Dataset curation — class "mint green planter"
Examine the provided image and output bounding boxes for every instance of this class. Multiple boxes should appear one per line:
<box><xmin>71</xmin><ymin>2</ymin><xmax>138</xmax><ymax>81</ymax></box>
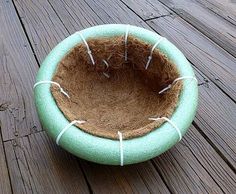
<box><xmin>34</xmin><ymin>24</ymin><xmax>198</xmax><ymax>165</ymax></box>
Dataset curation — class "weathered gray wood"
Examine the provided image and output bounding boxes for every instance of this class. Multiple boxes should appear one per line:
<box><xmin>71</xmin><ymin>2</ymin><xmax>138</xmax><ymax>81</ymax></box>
<box><xmin>4</xmin><ymin>132</ymin><xmax>90</xmax><ymax>194</ymax></box>
<box><xmin>182</xmin><ymin>125</ymin><xmax>236</xmax><ymax>193</ymax></box>
<box><xmin>0</xmin><ymin>0</ymin><xmax>42</xmax><ymax>141</ymax></box>
<box><xmin>196</xmin><ymin>0</ymin><xmax>236</xmax><ymax>26</ymax></box>
<box><xmin>122</xmin><ymin>0</ymin><xmax>236</xmax><ymax>101</ymax></box>
<box><xmin>5</xmin><ymin>140</ymin><xmax>32</xmax><ymax>194</ymax></box>
<box><xmin>121</xmin><ymin>0</ymin><xmax>171</xmax><ymax>20</ymax></box>
<box><xmin>150</xmin><ymin>70</ymin><xmax>236</xmax><ymax>193</ymax></box>
<box><xmin>13</xmin><ymin>0</ymin><xmax>69</xmax><ymax>64</ymax></box>
<box><xmin>158</xmin><ymin>0</ymin><xmax>236</xmax><ymax>57</ymax></box>
<box><xmin>153</xmin><ymin>128</ymin><xmax>225</xmax><ymax>194</ymax></box>
<box><xmin>76</xmin><ymin>0</ymin><xmax>147</xmax><ymax>26</ymax></box>
<box><xmin>1</xmin><ymin>1</ymin><xmax>91</xmax><ymax>192</ymax></box>
<box><xmin>147</xmin><ymin>16</ymin><xmax>236</xmax><ymax>168</ymax></box>
<box><xmin>147</xmin><ymin>15</ymin><xmax>236</xmax><ymax>100</ymax></box>
<box><xmin>5</xmin><ymin>131</ymin><xmax>171</xmax><ymax>194</ymax></box>
<box><xmin>14</xmin><ymin>0</ymin><xmax>148</xmax><ymax>64</ymax></box>
<box><xmin>153</xmin><ymin>123</ymin><xmax>236</xmax><ymax>193</ymax></box>
<box><xmin>80</xmin><ymin>161</ymin><xmax>171</xmax><ymax>194</ymax></box>
<box><xmin>194</xmin><ymin>67</ymin><xmax>236</xmax><ymax>168</ymax></box>
<box><xmin>0</xmin><ymin>133</ymin><xmax>12</xmax><ymax>194</ymax></box>
<box><xmin>118</xmin><ymin>3</ymin><xmax>236</xmax><ymax>167</ymax></box>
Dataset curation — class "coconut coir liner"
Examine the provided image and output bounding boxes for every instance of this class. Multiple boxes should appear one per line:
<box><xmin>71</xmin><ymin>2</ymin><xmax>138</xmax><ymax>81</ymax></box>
<box><xmin>51</xmin><ymin>35</ymin><xmax>182</xmax><ymax>140</ymax></box>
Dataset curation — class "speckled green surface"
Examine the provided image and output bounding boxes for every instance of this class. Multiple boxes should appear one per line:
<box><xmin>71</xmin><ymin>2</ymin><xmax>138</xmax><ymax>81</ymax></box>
<box><xmin>34</xmin><ymin>24</ymin><xmax>198</xmax><ymax>165</ymax></box>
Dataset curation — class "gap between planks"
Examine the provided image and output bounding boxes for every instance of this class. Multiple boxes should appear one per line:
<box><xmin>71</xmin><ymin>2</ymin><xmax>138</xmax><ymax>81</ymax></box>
<box><xmin>120</xmin><ymin>0</ymin><xmax>236</xmax><ymax>102</ymax></box>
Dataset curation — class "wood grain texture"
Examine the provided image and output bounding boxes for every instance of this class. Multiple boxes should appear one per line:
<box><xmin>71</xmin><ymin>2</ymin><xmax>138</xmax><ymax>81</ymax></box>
<box><xmin>150</xmin><ymin>70</ymin><xmax>236</xmax><ymax>193</ymax></box>
<box><xmin>1</xmin><ymin>1</ymin><xmax>90</xmax><ymax>192</ymax></box>
<box><xmin>195</xmin><ymin>63</ymin><xmax>236</xmax><ymax>166</ymax></box>
<box><xmin>147</xmin><ymin>17</ymin><xmax>236</xmax><ymax>167</ymax></box>
<box><xmin>159</xmin><ymin>128</ymin><xmax>236</xmax><ymax>194</ymax></box>
<box><xmin>158</xmin><ymin>0</ymin><xmax>236</xmax><ymax>57</ymax></box>
<box><xmin>13</xmin><ymin>0</ymin><xmax>69</xmax><ymax>64</ymax></box>
<box><xmin>123</xmin><ymin>0</ymin><xmax>236</xmax><ymax>101</ymax></box>
<box><xmin>5</xmin><ymin>129</ymin><xmax>236</xmax><ymax>194</ymax></box>
<box><xmin>194</xmin><ymin>68</ymin><xmax>236</xmax><ymax>168</ymax></box>
<box><xmin>4</xmin><ymin>131</ymin><xmax>171</xmax><ymax>194</ymax></box>
<box><xmin>4</xmin><ymin>132</ymin><xmax>90</xmax><ymax>194</ymax></box>
<box><xmin>13</xmin><ymin>0</ymin><xmax>149</xmax><ymax>64</ymax></box>
<box><xmin>74</xmin><ymin>0</ymin><xmax>147</xmax><ymax>26</ymax></box>
<box><xmin>80</xmin><ymin>161</ymin><xmax>171</xmax><ymax>194</ymax></box>
<box><xmin>153</xmin><ymin>127</ymin><xmax>224</xmax><ymax>194</ymax></box>
<box><xmin>0</xmin><ymin>0</ymin><xmax>41</xmax><ymax>141</ymax></box>
<box><xmin>121</xmin><ymin>0</ymin><xmax>171</xmax><ymax>20</ymax></box>
<box><xmin>0</xmin><ymin>133</ymin><xmax>12</xmax><ymax>194</ymax></box>
<box><xmin>196</xmin><ymin>0</ymin><xmax>236</xmax><ymax>26</ymax></box>
<box><xmin>118</xmin><ymin>2</ymin><xmax>236</xmax><ymax>168</ymax></box>
<box><xmin>182</xmin><ymin>125</ymin><xmax>236</xmax><ymax>193</ymax></box>
<box><xmin>147</xmin><ymin>15</ymin><xmax>236</xmax><ymax>100</ymax></box>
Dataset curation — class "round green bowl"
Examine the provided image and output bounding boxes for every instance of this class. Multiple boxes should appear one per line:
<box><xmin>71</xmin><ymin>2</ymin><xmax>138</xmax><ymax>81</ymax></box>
<box><xmin>34</xmin><ymin>24</ymin><xmax>198</xmax><ymax>165</ymax></box>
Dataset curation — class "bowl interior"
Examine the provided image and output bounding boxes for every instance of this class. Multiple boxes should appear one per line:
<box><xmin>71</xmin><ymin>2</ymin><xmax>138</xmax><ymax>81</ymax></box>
<box><xmin>51</xmin><ymin>35</ymin><xmax>182</xmax><ymax>139</ymax></box>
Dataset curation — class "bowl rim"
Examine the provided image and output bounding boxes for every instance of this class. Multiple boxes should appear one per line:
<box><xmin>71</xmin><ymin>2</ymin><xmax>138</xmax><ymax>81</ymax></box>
<box><xmin>34</xmin><ymin>24</ymin><xmax>198</xmax><ymax>165</ymax></box>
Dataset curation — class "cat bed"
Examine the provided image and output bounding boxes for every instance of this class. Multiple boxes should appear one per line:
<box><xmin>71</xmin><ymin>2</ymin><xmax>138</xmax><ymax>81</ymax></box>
<box><xmin>34</xmin><ymin>24</ymin><xmax>198</xmax><ymax>165</ymax></box>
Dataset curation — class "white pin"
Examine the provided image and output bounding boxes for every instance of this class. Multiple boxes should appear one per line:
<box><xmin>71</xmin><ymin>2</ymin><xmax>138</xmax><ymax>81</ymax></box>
<box><xmin>145</xmin><ymin>37</ymin><xmax>164</xmax><ymax>70</ymax></box>
<box><xmin>102</xmin><ymin>59</ymin><xmax>110</xmax><ymax>78</ymax></box>
<box><xmin>149</xmin><ymin>117</ymin><xmax>182</xmax><ymax>141</ymax></box>
<box><xmin>118</xmin><ymin>131</ymin><xmax>124</xmax><ymax>166</ymax></box>
<box><xmin>33</xmin><ymin>81</ymin><xmax>70</xmax><ymax>98</ymax></box>
<box><xmin>124</xmin><ymin>25</ymin><xmax>130</xmax><ymax>61</ymax></box>
<box><xmin>159</xmin><ymin>76</ymin><xmax>198</xmax><ymax>94</ymax></box>
<box><xmin>103</xmin><ymin>72</ymin><xmax>110</xmax><ymax>78</ymax></box>
<box><xmin>102</xmin><ymin>59</ymin><xmax>109</xmax><ymax>69</ymax></box>
<box><xmin>77</xmin><ymin>32</ymin><xmax>95</xmax><ymax>65</ymax></box>
<box><xmin>56</xmin><ymin>120</ymin><xmax>86</xmax><ymax>145</ymax></box>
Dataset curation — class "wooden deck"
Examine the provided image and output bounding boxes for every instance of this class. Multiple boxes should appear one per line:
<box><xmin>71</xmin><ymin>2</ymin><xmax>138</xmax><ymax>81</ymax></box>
<box><xmin>0</xmin><ymin>0</ymin><xmax>236</xmax><ymax>193</ymax></box>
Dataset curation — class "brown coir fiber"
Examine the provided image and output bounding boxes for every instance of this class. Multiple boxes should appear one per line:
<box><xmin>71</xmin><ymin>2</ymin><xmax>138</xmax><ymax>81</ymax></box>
<box><xmin>51</xmin><ymin>35</ymin><xmax>182</xmax><ymax>140</ymax></box>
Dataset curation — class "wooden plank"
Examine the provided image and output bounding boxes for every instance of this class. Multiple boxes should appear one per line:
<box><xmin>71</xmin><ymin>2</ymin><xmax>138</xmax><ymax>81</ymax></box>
<box><xmin>146</xmin><ymin>15</ymin><xmax>236</xmax><ymax>100</ymax></box>
<box><xmin>4</xmin><ymin>132</ymin><xmax>170</xmax><ymax>194</ymax></box>
<box><xmin>150</xmin><ymin>69</ymin><xmax>236</xmax><ymax>193</ymax></box>
<box><xmin>122</xmin><ymin>0</ymin><xmax>236</xmax><ymax>101</ymax></box>
<box><xmin>1</xmin><ymin>1</ymin><xmax>90</xmax><ymax>192</ymax></box>
<box><xmin>4</xmin><ymin>132</ymin><xmax>90</xmax><ymax>194</ymax></box>
<box><xmin>181</xmin><ymin>126</ymin><xmax>236</xmax><ymax>193</ymax></box>
<box><xmin>13</xmin><ymin>0</ymin><xmax>69</xmax><ymax>64</ymax></box>
<box><xmin>196</xmin><ymin>0</ymin><xmax>236</xmax><ymax>26</ymax></box>
<box><xmin>13</xmin><ymin>0</ymin><xmax>148</xmax><ymax>64</ymax></box>
<box><xmin>5</xmin><ymin>140</ymin><xmax>31</xmax><ymax>194</ymax></box>
<box><xmin>80</xmin><ymin>161</ymin><xmax>170</xmax><ymax>194</ymax></box>
<box><xmin>80</xmin><ymin>125</ymin><xmax>236</xmax><ymax>193</ymax></box>
<box><xmin>0</xmin><ymin>0</ymin><xmax>42</xmax><ymax>141</ymax></box>
<box><xmin>77</xmin><ymin>0</ymin><xmax>147</xmax><ymax>27</ymax></box>
<box><xmin>5</xmin><ymin>129</ymin><xmax>234</xmax><ymax>194</ymax></box>
<box><xmin>194</xmin><ymin>67</ymin><xmax>236</xmax><ymax>168</ymax></box>
<box><xmin>147</xmin><ymin>16</ymin><xmax>236</xmax><ymax>168</ymax></box>
<box><xmin>0</xmin><ymin>133</ymin><xmax>12</xmax><ymax>194</ymax></box>
<box><xmin>121</xmin><ymin>0</ymin><xmax>171</xmax><ymax>20</ymax></box>
<box><xmin>153</xmin><ymin>126</ymin><xmax>236</xmax><ymax>194</ymax></box>
<box><xmin>158</xmin><ymin>0</ymin><xmax>236</xmax><ymax>57</ymax></box>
